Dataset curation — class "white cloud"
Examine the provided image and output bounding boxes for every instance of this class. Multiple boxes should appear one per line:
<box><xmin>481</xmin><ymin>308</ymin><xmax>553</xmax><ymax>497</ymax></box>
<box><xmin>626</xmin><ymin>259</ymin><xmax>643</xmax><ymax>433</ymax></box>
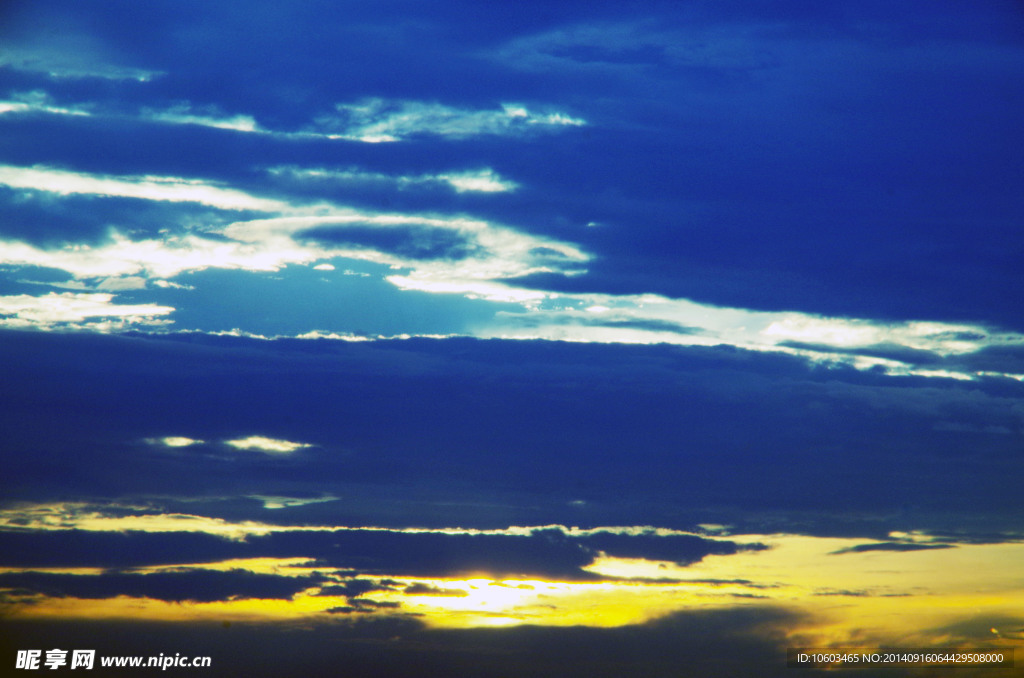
<box><xmin>0</xmin><ymin>163</ymin><xmax>584</xmax><ymax>300</ymax></box>
<box><xmin>761</xmin><ymin>317</ymin><xmax>1003</xmax><ymax>356</ymax></box>
<box><xmin>0</xmin><ymin>232</ymin><xmax>312</xmax><ymax>280</ymax></box>
<box><xmin>249</xmin><ymin>495</ymin><xmax>339</xmax><ymax>510</ymax></box>
<box><xmin>0</xmin><ymin>292</ymin><xmax>173</xmax><ymax>330</ymax></box>
<box><xmin>0</xmin><ymin>502</ymin><xmax>308</xmax><ymax>540</ymax></box>
<box><xmin>141</xmin><ymin>103</ymin><xmax>260</xmax><ymax>133</ymax></box>
<box><xmin>0</xmin><ymin>91</ymin><xmax>91</xmax><ymax>117</ymax></box>
<box><xmin>386</xmin><ymin>276</ymin><xmax>550</xmax><ymax>304</ymax></box>
<box><xmin>294</xmin><ymin>331</ymin><xmax>374</xmax><ymax>342</ymax></box>
<box><xmin>0</xmin><ymin>87</ymin><xmax>268</xmax><ymax>135</ymax></box>
<box><xmin>220</xmin><ymin>212</ymin><xmax>588</xmax><ymax>284</ymax></box>
<box><xmin>313</xmin><ymin>98</ymin><xmax>584</xmax><ymax>142</ymax></box>
<box><xmin>146</xmin><ymin>436</ymin><xmax>204</xmax><ymax>448</ymax></box>
<box><xmin>475</xmin><ymin>291</ymin><xmax>1024</xmax><ymax>380</ymax></box>
<box><xmin>224</xmin><ymin>436</ymin><xmax>313</xmax><ymax>454</ymax></box>
<box><xmin>269</xmin><ymin>165</ymin><xmax>518</xmax><ymax>193</ymax></box>
<box><xmin>0</xmin><ymin>501</ymin><xmax>711</xmax><ymax>541</ymax></box>
<box><xmin>295</xmin><ymin>330</ymin><xmax>374</xmax><ymax>341</ymax></box>
<box><xmin>152</xmin><ymin>279</ymin><xmax>194</xmax><ymax>290</ymax></box>
<box><xmin>3</xmin><ymin>168</ymin><xmax>1015</xmax><ymax>381</ymax></box>
<box><xmin>0</xmin><ymin>165</ymin><xmax>289</xmax><ymax>211</ymax></box>
<box><xmin>0</xmin><ymin>212</ymin><xmax>587</xmax><ymax>325</ymax></box>
<box><xmin>436</xmin><ymin>169</ymin><xmax>517</xmax><ymax>193</ymax></box>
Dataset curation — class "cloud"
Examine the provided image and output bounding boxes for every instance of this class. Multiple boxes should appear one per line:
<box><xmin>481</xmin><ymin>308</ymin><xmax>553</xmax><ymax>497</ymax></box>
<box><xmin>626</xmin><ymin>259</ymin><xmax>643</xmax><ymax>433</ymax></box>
<box><xmin>436</xmin><ymin>169</ymin><xmax>518</xmax><ymax>193</ymax></box>
<box><xmin>212</xmin><ymin>212</ymin><xmax>588</xmax><ymax>303</ymax></box>
<box><xmin>0</xmin><ymin>607</ymin><xmax>811</xmax><ymax>677</ymax></box>
<box><xmin>0</xmin><ymin>568</ymin><xmax>323</xmax><ymax>603</ymax></box>
<box><xmin>0</xmin><ymin>45</ymin><xmax>159</xmax><ymax>82</ymax></box>
<box><xmin>3</xmin><ymin>330</ymin><xmax>1023</xmax><ymax>533</ymax></box>
<box><xmin>0</xmin><ymin>91</ymin><xmax>91</xmax><ymax>118</ymax></box>
<box><xmin>579</xmin><ymin>531</ymin><xmax>766</xmax><ymax>565</ymax></box>
<box><xmin>315</xmin><ymin>579</ymin><xmax>398</xmax><ymax>599</ymax></box>
<box><xmin>830</xmin><ymin>542</ymin><xmax>957</xmax><ymax>555</ymax></box>
<box><xmin>0</xmin><ymin>165</ymin><xmax>288</xmax><ymax>212</ymax></box>
<box><xmin>385</xmin><ymin>276</ymin><xmax>552</xmax><ymax>304</ymax></box>
<box><xmin>296</xmin><ymin>223</ymin><xmax>480</xmax><ymax>261</ymax></box>
<box><xmin>140</xmin><ymin>103</ymin><xmax>260</xmax><ymax>133</ymax></box>
<box><xmin>0</xmin><ymin>168</ymin><xmax>592</xmax><ymax>333</ymax></box>
<box><xmin>269</xmin><ymin>166</ymin><xmax>518</xmax><ymax>194</ymax></box>
<box><xmin>0</xmin><ymin>292</ymin><xmax>173</xmax><ymax>330</ymax></box>
<box><xmin>311</xmin><ymin>99</ymin><xmax>585</xmax><ymax>142</ymax></box>
<box><xmin>0</xmin><ymin>530</ymin><xmax>243</xmax><ymax>568</ymax></box>
<box><xmin>761</xmin><ymin>318</ymin><xmax>1006</xmax><ymax>357</ymax></box>
<box><xmin>11</xmin><ymin>91</ymin><xmax>257</xmax><ymax>136</ymax></box>
<box><xmin>403</xmin><ymin>583</ymin><xmax>469</xmax><ymax>597</ymax></box>
<box><xmin>2</xmin><ymin>148</ymin><xmax>1018</xmax><ymax>379</ymax></box>
<box><xmin>0</xmin><ymin>86</ymin><xmax>579</xmax><ymax>151</ymax></box>
<box><xmin>250</xmin><ymin>495</ymin><xmax>338</xmax><ymax>510</ymax></box>
<box><xmin>223</xmin><ymin>436</ymin><xmax>313</xmax><ymax>454</ymax></box>
<box><xmin>325</xmin><ymin>598</ymin><xmax>402</xmax><ymax>614</ymax></box>
<box><xmin>0</xmin><ymin>504</ymin><xmax>762</xmax><ymax>583</ymax></box>
<box><xmin>147</xmin><ymin>436</ymin><xmax>204</xmax><ymax>448</ymax></box>
<box><xmin>0</xmin><ymin>2</ymin><xmax>1019</xmax><ymax>674</ymax></box>
<box><xmin>247</xmin><ymin>530</ymin><xmax>601</xmax><ymax>581</ymax></box>
<box><xmin>95</xmin><ymin>276</ymin><xmax>148</xmax><ymax>291</ymax></box>
<box><xmin>0</xmin><ymin>230</ymin><xmax>312</xmax><ymax>281</ymax></box>
<box><xmin>17</xmin><ymin>606</ymin><xmax>1007</xmax><ymax>676</ymax></box>
<box><xmin>2</xmin><ymin>0</ymin><xmax>1021</xmax><ymax>347</ymax></box>
<box><xmin>483</xmin><ymin>292</ymin><xmax>1024</xmax><ymax>379</ymax></box>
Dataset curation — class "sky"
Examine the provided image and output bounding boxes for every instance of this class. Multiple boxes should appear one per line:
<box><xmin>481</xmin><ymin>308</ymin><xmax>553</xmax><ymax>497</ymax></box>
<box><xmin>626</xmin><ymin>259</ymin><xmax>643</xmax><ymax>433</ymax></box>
<box><xmin>1</xmin><ymin>1</ymin><xmax>1024</xmax><ymax>675</ymax></box>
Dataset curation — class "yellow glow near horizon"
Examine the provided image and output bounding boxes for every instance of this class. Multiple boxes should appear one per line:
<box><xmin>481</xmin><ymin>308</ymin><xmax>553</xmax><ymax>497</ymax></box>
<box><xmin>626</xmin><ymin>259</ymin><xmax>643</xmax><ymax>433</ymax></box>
<box><xmin>3</xmin><ymin>521</ymin><xmax>1022</xmax><ymax>649</ymax></box>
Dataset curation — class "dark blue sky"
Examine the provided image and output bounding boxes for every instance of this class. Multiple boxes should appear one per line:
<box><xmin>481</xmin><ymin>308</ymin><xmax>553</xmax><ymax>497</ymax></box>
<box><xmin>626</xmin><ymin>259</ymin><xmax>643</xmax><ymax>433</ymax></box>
<box><xmin>2</xmin><ymin>2</ymin><xmax>1024</xmax><ymax>675</ymax></box>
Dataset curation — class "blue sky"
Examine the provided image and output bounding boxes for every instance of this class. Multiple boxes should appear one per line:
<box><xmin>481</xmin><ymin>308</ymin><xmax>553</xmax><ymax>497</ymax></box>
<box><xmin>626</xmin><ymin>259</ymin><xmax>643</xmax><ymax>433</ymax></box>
<box><xmin>2</xmin><ymin>2</ymin><xmax>1024</xmax><ymax>675</ymax></box>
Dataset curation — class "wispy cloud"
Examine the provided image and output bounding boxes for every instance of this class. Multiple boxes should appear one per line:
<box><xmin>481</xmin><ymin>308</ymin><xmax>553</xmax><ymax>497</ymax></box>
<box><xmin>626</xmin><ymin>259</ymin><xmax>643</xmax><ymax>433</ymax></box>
<box><xmin>0</xmin><ymin>88</ymin><xmax>268</xmax><ymax>135</ymax></box>
<box><xmin>0</xmin><ymin>231</ymin><xmax>310</xmax><ymax>280</ymax></box>
<box><xmin>0</xmin><ymin>46</ymin><xmax>160</xmax><ymax>81</ymax></box>
<box><xmin>140</xmin><ymin>103</ymin><xmax>260</xmax><ymax>132</ymax></box>
<box><xmin>311</xmin><ymin>99</ymin><xmax>584</xmax><ymax>142</ymax></box>
<box><xmin>436</xmin><ymin>169</ymin><xmax>518</xmax><ymax>193</ymax></box>
<box><xmin>0</xmin><ymin>165</ymin><xmax>289</xmax><ymax>212</ymax></box>
<box><xmin>5</xmin><ymin>210</ymin><xmax>1021</xmax><ymax>377</ymax></box>
<box><xmin>270</xmin><ymin>166</ymin><xmax>518</xmax><ymax>193</ymax></box>
<box><xmin>0</xmin><ymin>163</ymin><xmax>588</xmax><ymax>333</ymax></box>
<box><xmin>0</xmin><ymin>166</ymin><xmax>582</xmax><ymax>285</ymax></box>
<box><xmin>479</xmin><ymin>292</ymin><xmax>1024</xmax><ymax>379</ymax></box>
<box><xmin>0</xmin><ymin>91</ymin><xmax>91</xmax><ymax>117</ymax></box>
<box><xmin>250</xmin><ymin>495</ymin><xmax>339</xmax><ymax>510</ymax></box>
